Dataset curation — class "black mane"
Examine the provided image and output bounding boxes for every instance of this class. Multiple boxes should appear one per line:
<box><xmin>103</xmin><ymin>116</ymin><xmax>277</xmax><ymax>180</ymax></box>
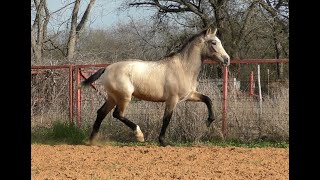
<box><xmin>166</xmin><ymin>28</ymin><xmax>209</xmax><ymax>57</ymax></box>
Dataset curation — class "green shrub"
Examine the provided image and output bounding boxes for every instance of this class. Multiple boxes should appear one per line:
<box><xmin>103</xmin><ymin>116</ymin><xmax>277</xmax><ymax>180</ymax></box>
<box><xmin>31</xmin><ymin>121</ymin><xmax>90</xmax><ymax>144</ymax></box>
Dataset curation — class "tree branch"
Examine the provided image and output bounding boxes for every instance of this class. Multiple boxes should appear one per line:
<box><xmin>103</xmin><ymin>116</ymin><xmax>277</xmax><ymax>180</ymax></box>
<box><xmin>257</xmin><ymin>0</ymin><xmax>288</xmax><ymax>34</ymax></box>
<box><xmin>44</xmin><ymin>39</ymin><xmax>67</xmax><ymax>57</ymax></box>
<box><xmin>130</xmin><ymin>1</ymin><xmax>190</xmax><ymax>13</ymax></box>
<box><xmin>43</xmin><ymin>0</ymin><xmax>50</xmax><ymax>43</ymax></box>
<box><xmin>129</xmin><ymin>16</ymin><xmax>160</xmax><ymax>49</ymax></box>
<box><xmin>130</xmin><ymin>0</ymin><xmax>209</xmax><ymax>26</ymax></box>
<box><xmin>67</xmin><ymin>0</ymin><xmax>81</xmax><ymax>59</ymax></box>
<box><xmin>76</xmin><ymin>0</ymin><xmax>96</xmax><ymax>33</ymax></box>
<box><xmin>129</xmin><ymin>2</ymin><xmax>157</xmax><ymax>7</ymax></box>
<box><xmin>32</xmin><ymin>0</ymin><xmax>44</xmax><ymax>34</ymax></box>
<box><xmin>51</xmin><ymin>1</ymin><xmax>76</xmax><ymax>15</ymax></box>
<box><xmin>275</xmin><ymin>0</ymin><xmax>284</xmax><ymax>9</ymax></box>
<box><xmin>179</xmin><ymin>0</ymin><xmax>209</xmax><ymax>24</ymax></box>
<box><xmin>236</xmin><ymin>1</ymin><xmax>258</xmax><ymax>44</ymax></box>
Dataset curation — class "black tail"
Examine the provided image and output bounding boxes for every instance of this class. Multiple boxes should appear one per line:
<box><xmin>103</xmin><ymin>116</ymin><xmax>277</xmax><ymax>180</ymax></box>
<box><xmin>79</xmin><ymin>68</ymin><xmax>105</xmax><ymax>88</ymax></box>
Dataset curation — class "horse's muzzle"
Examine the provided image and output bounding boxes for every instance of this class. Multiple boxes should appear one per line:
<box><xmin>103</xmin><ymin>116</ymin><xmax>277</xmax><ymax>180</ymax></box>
<box><xmin>222</xmin><ymin>55</ymin><xmax>230</xmax><ymax>66</ymax></box>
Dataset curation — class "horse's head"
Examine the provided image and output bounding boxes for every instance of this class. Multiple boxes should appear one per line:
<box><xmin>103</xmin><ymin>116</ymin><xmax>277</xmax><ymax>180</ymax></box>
<box><xmin>201</xmin><ymin>28</ymin><xmax>230</xmax><ymax>66</ymax></box>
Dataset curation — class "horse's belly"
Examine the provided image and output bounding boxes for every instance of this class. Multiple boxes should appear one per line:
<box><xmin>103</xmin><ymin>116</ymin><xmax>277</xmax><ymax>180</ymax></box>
<box><xmin>132</xmin><ymin>84</ymin><xmax>166</xmax><ymax>102</ymax></box>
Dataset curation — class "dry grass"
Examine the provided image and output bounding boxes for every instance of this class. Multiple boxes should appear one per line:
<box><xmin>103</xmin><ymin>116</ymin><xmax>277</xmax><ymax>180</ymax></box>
<box><xmin>31</xmin><ymin>68</ymin><xmax>70</xmax><ymax>129</ymax></box>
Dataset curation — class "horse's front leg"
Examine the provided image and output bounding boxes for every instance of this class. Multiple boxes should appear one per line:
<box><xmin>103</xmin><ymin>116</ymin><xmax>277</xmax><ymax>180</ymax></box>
<box><xmin>186</xmin><ymin>91</ymin><xmax>215</xmax><ymax>127</ymax></box>
<box><xmin>159</xmin><ymin>96</ymin><xmax>179</xmax><ymax>147</ymax></box>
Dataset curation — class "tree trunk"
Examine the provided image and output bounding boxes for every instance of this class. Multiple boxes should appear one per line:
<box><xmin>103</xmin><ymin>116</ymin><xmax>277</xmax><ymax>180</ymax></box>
<box><xmin>275</xmin><ymin>42</ymin><xmax>284</xmax><ymax>80</ymax></box>
<box><xmin>31</xmin><ymin>29</ymin><xmax>42</xmax><ymax>64</ymax></box>
<box><xmin>272</xmin><ymin>24</ymin><xmax>283</xmax><ymax>80</ymax></box>
<box><xmin>210</xmin><ymin>0</ymin><xmax>227</xmax><ymax>78</ymax></box>
<box><xmin>67</xmin><ymin>0</ymin><xmax>96</xmax><ymax>60</ymax></box>
<box><xmin>31</xmin><ymin>0</ymin><xmax>48</xmax><ymax>64</ymax></box>
<box><xmin>67</xmin><ymin>0</ymin><xmax>81</xmax><ymax>60</ymax></box>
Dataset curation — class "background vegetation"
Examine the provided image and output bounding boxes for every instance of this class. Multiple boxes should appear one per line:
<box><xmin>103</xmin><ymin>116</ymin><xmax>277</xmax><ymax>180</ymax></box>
<box><xmin>31</xmin><ymin>0</ymin><xmax>289</xmax><ymax>144</ymax></box>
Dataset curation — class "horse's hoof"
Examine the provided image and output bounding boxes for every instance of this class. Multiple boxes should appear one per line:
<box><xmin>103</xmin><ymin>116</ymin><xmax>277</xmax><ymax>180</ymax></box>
<box><xmin>206</xmin><ymin>118</ymin><xmax>215</xmax><ymax>127</ymax></box>
<box><xmin>86</xmin><ymin>139</ymin><xmax>104</xmax><ymax>147</ymax></box>
<box><xmin>160</xmin><ymin>142</ymin><xmax>173</xmax><ymax>147</ymax></box>
<box><xmin>159</xmin><ymin>138</ymin><xmax>173</xmax><ymax>147</ymax></box>
<box><xmin>160</xmin><ymin>141</ymin><xmax>167</xmax><ymax>147</ymax></box>
<box><xmin>85</xmin><ymin>139</ymin><xmax>96</xmax><ymax>146</ymax></box>
<box><xmin>159</xmin><ymin>137</ymin><xmax>167</xmax><ymax>147</ymax></box>
<box><xmin>84</xmin><ymin>141</ymin><xmax>91</xmax><ymax>146</ymax></box>
<box><xmin>136</xmin><ymin>134</ymin><xmax>145</xmax><ymax>142</ymax></box>
<box><xmin>134</xmin><ymin>125</ymin><xmax>145</xmax><ymax>142</ymax></box>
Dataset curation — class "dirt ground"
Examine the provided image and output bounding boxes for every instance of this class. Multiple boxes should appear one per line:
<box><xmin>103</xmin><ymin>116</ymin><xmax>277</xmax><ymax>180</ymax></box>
<box><xmin>31</xmin><ymin>144</ymin><xmax>288</xmax><ymax>179</ymax></box>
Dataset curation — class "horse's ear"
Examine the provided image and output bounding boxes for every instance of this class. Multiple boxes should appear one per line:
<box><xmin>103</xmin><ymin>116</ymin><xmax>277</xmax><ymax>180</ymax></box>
<box><xmin>205</xmin><ymin>28</ymin><xmax>212</xmax><ymax>36</ymax></box>
<box><xmin>212</xmin><ymin>28</ymin><xmax>217</xmax><ymax>36</ymax></box>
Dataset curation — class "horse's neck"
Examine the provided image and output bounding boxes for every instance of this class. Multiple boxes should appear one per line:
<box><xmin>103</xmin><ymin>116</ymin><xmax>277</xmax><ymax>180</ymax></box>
<box><xmin>179</xmin><ymin>45</ymin><xmax>203</xmax><ymax>80</ymax></box>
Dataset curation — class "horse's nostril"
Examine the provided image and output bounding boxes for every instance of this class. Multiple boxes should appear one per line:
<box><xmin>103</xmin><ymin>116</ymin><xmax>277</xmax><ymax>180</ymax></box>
<box><xmin>223</xmin><ymin>56</ymin><xmax>230</xmax><ymax>66</ymax></box>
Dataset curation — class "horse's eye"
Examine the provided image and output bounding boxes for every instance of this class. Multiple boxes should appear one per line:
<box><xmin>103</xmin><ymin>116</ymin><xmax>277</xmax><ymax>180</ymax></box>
<box><xmin>211</xmin><ymin>41</ymin><xmax>216</xmax><ymax>45</ymax></box>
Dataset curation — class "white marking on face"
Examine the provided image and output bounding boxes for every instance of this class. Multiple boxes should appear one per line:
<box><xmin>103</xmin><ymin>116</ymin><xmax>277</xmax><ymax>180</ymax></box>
<box><xmin>213</xmin><ymin>36</ymin><xmax>221</xmax><ymax>43</ymax></box>
<box><xmin>212</xmin><ymin>36</ymin><xmax>228</xmax><ymax>57</ymax></box>
<box><xmin>204</xmin><ymin>33</ymin><xmax>230</xmax><ymax>65</ymax></box>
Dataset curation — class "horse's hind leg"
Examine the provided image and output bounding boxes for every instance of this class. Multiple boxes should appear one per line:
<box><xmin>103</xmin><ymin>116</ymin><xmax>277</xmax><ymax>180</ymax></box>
<box><xmin>89</xmin><ymin>99</ymin><xmax>115</xmax><ymax>145</ymax></box>
<box><xmin>112</xmin><ymin>100</ymin><xmax>144</xmax><ymax>142</ymax></box>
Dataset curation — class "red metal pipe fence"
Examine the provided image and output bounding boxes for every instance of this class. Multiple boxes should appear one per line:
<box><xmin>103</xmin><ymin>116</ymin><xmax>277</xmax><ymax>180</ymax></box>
<box><xmin>74</xmin><ymin>64</ymin><xmax>110</xmax><ymax>125</ymax></box>
<box><xmin>222</xmin><ymin>66</ymin><xmax>228</xmax><ymax>138</ymax></box>
<box><xmin>68</xmin><ymin>65</ymin><xmax>73</xmax><ymax>121</ymax></box>
<box><xmin>75</xmin><ymin>67</ymin><xmax>81</xmax><ymax>126</ymax></box>
<box><xmin>31</xmin><ymin>59</ymin><xmax>289</xmax><ymax>138</ymax></box>
<box><xmin>249</xmin><ymin>71</ymin><xmax>254</xmax><ymax>97</ymax></box>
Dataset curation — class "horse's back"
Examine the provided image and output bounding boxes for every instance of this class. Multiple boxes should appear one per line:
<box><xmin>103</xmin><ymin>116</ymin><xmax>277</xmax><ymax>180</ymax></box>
<box><xmin>102</xmin><ymin>59</ymin><xmax>168</xmax><ymax>101</ymax></box>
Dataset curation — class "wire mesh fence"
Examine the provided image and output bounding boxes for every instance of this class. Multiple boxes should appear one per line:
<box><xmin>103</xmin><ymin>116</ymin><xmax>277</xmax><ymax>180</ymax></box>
<box><xmin>31</xmin><ymin>67</ymin><xmax>71</xmax><ymax>129</ymax></box>
<box><xmin>31</xmin><ymin>60</ymin><xmax>288</xmax><ymax>142</ymax></box>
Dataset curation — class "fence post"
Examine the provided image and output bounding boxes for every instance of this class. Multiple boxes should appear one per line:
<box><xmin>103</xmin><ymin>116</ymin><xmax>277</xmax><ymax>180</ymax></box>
<box><xmin>257</xmin><ymin>65</ymin><xmax>263</xmax><ymax>116</ymax></box>
<box><xmin>222</xmin><ymin>66</ymin><xmax>228</xmax><ymax>138</ymax></box>
<box><xmin>249</xmin><ymin>71</ymin><xmax>254</xmax><ymax>96</ymax></box>
<box><xmin>267</xmin><ymin>69</ymin><xmax>270</xmax><ymax>96</ymax></box>
<box><xmin>75</xmin><ymin>67</ymin><xmax>82</xmax><ymax>127</ymax></box>
<box><xmin>69</xmin><ymin>65</ymin><xmax>73</xmax><ymax>123</ymax></box>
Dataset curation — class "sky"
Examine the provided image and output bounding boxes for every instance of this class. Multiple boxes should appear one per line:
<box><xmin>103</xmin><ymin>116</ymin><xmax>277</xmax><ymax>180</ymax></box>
<box><xmin>46</xmin><ymin>0</ymin><xmax>155</xmax><ymax>30</ymax></box>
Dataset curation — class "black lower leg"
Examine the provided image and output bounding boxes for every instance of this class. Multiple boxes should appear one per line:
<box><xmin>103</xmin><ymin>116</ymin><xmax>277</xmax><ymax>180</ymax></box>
<box><xmin>89</xmin><ymin>102</ymin><xmax>108</xmax><ymax>140</ymax></box>
<box><xmin>112</xmin><ymin>106</ymin><xmax>137</xmax><ymax>130</ymax></box>
<box><xmin>200</xmin><ymin>95</ymin><xmax>215</xmax><ymax>126</ymax></box>
<box><xmin>159</xmin><ymin>111</ymin><xmax>173</xmax><ymax>147</ymax></box>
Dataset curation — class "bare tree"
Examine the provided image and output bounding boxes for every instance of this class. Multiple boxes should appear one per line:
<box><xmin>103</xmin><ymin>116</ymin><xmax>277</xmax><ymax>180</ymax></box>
<box><xmin>257</xmin><ymin>0</ymin><xmax>288</xmax><ymax>34</ymax></box>
<box><xmin>31</xmin><ymin>0</ymin><xmax>50</xmax><ymax>64</ymax></box>
<box><xmin>32</xmin><ymin>0</ymin><xmax>288</xmax><ymax>75</ymax></box>
<box><xmin>225</xmin><ymin>0</ymin><xmax>259</xmax><ymax>59</ymax></box>
<box><xmin>124</xmin><ymin>1</ymin><xmax>256</xmax><ymax>80</ymax></box>
<box><xmin>67</xmin><ymin>0</ymin><xmax>96</xmax><ymax>60</ymax></box>
<box><xmin>258</xmin><ymin>0</ymin><xmax>289</xmax><ymax>79</ymax></box>
<box><xmin>124</xmin><ymin>0</ymin><xmax>288</xmax><ymax>58</ymax></box>
<box><xmin>127</xmin><ymin>0</ymin><xmax>226</xmax><ymax>29</ymax></box>
<box><xmin>31</xmin><ymin>0</ymin><xmax>96</xmax><ymax>63</ymax></box>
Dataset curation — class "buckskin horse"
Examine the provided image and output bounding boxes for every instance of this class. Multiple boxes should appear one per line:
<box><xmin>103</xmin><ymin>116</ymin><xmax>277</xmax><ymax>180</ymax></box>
<box><xmin>79</xmin><ymin>27</ymin><xmax>230</xmax><ymax>146</ymax></box>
